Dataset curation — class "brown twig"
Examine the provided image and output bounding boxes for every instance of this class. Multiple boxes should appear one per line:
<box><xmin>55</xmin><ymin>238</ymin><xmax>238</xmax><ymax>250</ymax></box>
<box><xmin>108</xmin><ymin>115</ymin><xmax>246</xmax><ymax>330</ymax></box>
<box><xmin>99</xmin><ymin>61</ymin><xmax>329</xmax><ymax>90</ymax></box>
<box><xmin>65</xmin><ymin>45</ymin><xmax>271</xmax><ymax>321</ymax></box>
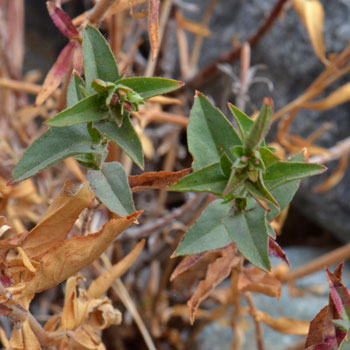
<box><xmin>85</xmin><ymin>0</ymin><xmax>120</xmax><ymax>26</ymax></box>
<box><xmin>0</xmin><ymin>78</ymin><xmax>41</xmax><ymax>95</ymax></box>
<box><xmin>190</xmin><ymin>0</ymin><xmax>289</xmax><ymax>88</ymax></box>
<box><xmin>309</xmin><ymin>137</ymin><xmax>350</xmax><ymax>164</ymax></box>
<box><xmin>285</xmin><ymin>243</ymin><xmax>350</xmax><ymax>282</ymax></box>
<box><xmin>245</xmin><ymin>292</ymin><xmax>264</xmax><ymax>350</ymax></box>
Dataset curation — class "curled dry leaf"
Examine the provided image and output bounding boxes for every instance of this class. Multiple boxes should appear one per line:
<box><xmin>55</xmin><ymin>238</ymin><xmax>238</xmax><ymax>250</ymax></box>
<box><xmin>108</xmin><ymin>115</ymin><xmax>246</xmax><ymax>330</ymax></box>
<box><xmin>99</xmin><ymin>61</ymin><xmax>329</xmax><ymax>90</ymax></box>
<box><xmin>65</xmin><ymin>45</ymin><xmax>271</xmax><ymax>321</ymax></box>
<box><xmin>129</xmin><ymin>168</ymin><xmax>191</xmax><ymax>192</ymax></box>
<box><xmin>148</xmin><ymin>0</ymin><xmax>160</xmax><ymax>60</ymax></box>
<box><xmin>21</xmin><ymin>181</ymin><xmax>94</xmax><ymax>259</ymax></box>
<box><xmin>21</xmin><ymin>211</ymin><xmax>141</xmax><ymax>296</ymax></box>
<box><xmin>46</xmin><ymin>2</ymin><xmax>79</xmax><ymax>40</ymax></box>
<box><xmin>238</xmin><ymin>266</ymin><xmax>282</xmax><ymax>299</ymax></box>
<box><xmin>268</xmin><ymin>238</ymin><xmax>290</xmax><ymax>266</ymax></box>
<box><xmin>170</xmin><ymin>252</ymin><xmax>207</xmax><ymax>282</ymax></box>
<box><xmin>88</xmin><ymin>239</ymin><xmax>145</xmax><ymax>299</ymax></box>
<box><xmin>9</xmin><ymin>319</ymin><xmax>42</xmax><ymax>350</ymax></box>
<box><xmin>292</xmin><ymin>0</ymin><xmax>327</xmax><ymax>64</ymax></box>
<box><xmin>35</xmin><ymin>41</ymin><xmax>76</xmax><ymax>107</ymax></box>
<box><xmin>187</xmin><ymin>245</ymin><xmax>241</xmax><ymax>324</ymax></box>
<box><xmin>304</xmin><ymin>83</ymin><xmax>350</xmax><ymax>110</ymax></box>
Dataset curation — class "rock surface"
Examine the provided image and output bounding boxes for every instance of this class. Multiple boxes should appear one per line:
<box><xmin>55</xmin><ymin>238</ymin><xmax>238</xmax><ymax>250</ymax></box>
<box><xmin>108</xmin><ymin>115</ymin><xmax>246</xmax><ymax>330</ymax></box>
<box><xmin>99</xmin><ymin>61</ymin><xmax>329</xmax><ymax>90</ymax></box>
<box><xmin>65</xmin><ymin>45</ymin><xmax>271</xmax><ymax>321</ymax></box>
<box><xmin>184</xmin><ymin>0</ymin><xmax>350</xmax><ymax>242</ymax></box>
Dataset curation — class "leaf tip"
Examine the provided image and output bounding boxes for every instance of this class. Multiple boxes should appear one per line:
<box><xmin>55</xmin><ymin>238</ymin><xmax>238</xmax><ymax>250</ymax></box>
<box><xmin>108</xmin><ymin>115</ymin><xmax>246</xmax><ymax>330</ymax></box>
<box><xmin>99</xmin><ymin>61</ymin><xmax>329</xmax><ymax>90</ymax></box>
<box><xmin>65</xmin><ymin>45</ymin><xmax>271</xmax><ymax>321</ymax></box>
<box><xmin>6</xmin><ymin>180</ymin><xmax>14</xmax><ymax>186</ymax></box>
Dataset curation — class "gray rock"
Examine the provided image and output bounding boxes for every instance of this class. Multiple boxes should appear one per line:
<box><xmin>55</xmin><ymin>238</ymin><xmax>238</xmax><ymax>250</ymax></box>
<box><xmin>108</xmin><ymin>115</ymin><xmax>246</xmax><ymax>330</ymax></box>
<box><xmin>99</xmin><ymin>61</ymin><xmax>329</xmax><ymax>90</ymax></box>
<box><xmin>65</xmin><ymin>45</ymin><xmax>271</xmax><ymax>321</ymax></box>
<box><xmin>195</xmin><ymin>246</ymin><xmax>350</xmax><ymax>350</ymax></box>
<box><xmin>184</xmin><ymin>0</ymin><xmax>350</xmax><ymax>242</ymax></box>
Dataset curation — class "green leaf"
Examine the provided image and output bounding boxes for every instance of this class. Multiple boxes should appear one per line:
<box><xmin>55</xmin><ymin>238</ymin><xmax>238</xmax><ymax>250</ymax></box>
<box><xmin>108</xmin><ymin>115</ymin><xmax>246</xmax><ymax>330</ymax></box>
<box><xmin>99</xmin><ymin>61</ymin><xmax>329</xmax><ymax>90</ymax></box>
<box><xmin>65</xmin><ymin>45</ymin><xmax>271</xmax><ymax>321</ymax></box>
<box><xmin>75</xmin><ymin>153</ymin><xmax>101</xmax><ymax>169</ymax></box>
<box><xmin>94</xmin><ymin>117</ymin><xmax>144</xmax><ymax>169</ymax></box>
<box><xmin>188</xmin><ymin>92</ymin><xmax>242</xmax><ymax>171</ymax></box>
<box><xmin>222</xmin><ymin>200</ymin><xmax>270</xmax><ymax>271</ymax></box>
<box><xmin>83</xmin><ymin>25</ymin><xmax>120</xmax><ymax>92</ymax></box>
<box><xmin>266</xmin><ymin>221</ymin><xmax>276</xmax><ymax>239</ymax></box>
<box><xmin>260</xmin><ymin>147</ymin><xmax>280</xmax><ymax>168</ymax></box>
<box><xmin>175</xmin><ymin>200</ymin><xmax>232</xmax><ymax>256</ymax></box>
<box><xmin>46</xmin><ymin>94</ymin><xmax>109</xmax><ymax>127</ymax></box>
<box><xmin>220</xmin><ymin>153</ymin><xmax>233</xmax><ymax>177</ymax></box>
<box><xmin>169</xmin><ymin>163</ymin><xmax>228</xmax><ymax>196</ymax></box>
<box><xmin>245</xmin><ymin>173</ymin><xmax>279</xmax><ymax>209</ymax></box>
<box><xmin>88</xmin><ymin>162</ymin><xmax>135</xmax><ymax>216</ymax></box>
<box><xmin>116</xmin><ymin>77</ymin><xmax>183</xmax><ymax>99</ymax></box>
<box><xmin>228</xmin><ymin>103</ymin><xmax>253</xmax><ymax>138</ymax></box>
<box><xmin>244</xmin><ymin>98</ymin><xmax>273</xmax><ymax>150</ymax></box>
<box><xmin>67</xmin><ymin>73</ymin><xmax>84</xmax><ymax>107</ymax></box>
<box><xmin>11</xmin><ymin>125</ymin><xmax>96</xmax><ymax>182</ymax></box>
<box><xmin>263</xmin><ymin>162</ymin><xmax>326</xmax><ymax>190</ymax></box>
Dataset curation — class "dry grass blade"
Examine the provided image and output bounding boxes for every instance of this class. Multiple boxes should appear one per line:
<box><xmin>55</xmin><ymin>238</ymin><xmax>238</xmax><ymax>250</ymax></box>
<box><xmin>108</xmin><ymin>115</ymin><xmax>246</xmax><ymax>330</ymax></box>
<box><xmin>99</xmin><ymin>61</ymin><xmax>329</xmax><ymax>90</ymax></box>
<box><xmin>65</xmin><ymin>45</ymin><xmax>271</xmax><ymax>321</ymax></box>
<box><xmin>256</xmin><ymin>310</ymin><xmax>310</xmax><ymax>335</ymax></box>
<box><xmin>148</xmin><ymin>0</ymin><xmax>160</xmax><ymax>60</ymax></box>
<box><xmin>88</xmin><ymin>239</ymin><xmax>145</xmax><ymax>298</ymax></box>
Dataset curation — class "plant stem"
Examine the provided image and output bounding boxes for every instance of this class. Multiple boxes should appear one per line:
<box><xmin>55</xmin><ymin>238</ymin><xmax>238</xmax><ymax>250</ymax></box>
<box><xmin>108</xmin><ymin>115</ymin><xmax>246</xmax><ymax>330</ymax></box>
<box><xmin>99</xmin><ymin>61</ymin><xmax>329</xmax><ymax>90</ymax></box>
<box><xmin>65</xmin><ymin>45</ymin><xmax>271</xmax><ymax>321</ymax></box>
<box><xmin>86</xmin><ymin>0</ymin><xmax>120</xmax><ymax>26</ymax></box>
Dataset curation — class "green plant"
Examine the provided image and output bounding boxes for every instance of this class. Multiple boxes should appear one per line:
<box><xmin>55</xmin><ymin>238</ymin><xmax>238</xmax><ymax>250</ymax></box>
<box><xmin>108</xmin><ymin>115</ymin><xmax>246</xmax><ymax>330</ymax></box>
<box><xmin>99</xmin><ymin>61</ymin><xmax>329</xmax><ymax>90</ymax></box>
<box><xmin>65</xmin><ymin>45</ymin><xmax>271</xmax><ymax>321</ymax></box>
<box><xmin>170</xmin><ymin>93</ymin><xmax>325</xmax><ymax>270</ymax></box>
<box><xmin>11</xmin><ymin>25</ymin><xmax>325</xmax><ymax>272</ymax></box>
<box><xmin>11</xmin><ymin>25</ymin><xmax>182</xmax><ymax>217</ymax></box>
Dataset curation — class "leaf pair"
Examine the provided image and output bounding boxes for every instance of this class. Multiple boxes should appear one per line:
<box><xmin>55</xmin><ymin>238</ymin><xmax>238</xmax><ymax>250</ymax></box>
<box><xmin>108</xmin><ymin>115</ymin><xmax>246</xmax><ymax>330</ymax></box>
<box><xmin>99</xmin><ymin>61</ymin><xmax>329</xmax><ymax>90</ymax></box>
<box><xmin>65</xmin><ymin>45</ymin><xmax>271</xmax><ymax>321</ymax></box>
<box><xmin>170</xmin><ymin>93</ymin><xmax>325</xmax><ymax>270</ymax></box>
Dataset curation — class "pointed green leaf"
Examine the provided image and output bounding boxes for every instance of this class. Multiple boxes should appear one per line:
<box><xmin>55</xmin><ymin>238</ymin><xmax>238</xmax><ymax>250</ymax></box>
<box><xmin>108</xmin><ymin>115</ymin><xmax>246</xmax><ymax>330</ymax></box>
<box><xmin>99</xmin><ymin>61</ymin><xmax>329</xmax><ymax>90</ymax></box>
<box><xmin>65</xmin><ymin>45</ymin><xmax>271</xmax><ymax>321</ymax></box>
<box><xmin>116</xmin><ymin>77</ymin><xmax>183</xmax><ymax>99</ymax></box>
<box><xmin>244</xmin><ymin>98</ymin><xmax>273</xmax><ymax>150</ymax></box>
<box><xmin>88</xmin><ymin>162</ymin><xmax>135</xmax><ymax>216</ymax></box>
<box><xmin>222</xmin><ymin>200</ymin><xmax>270</xmax><ymax>271</ymax></box>
<box><xmin>83</xmin><ymin>25</ymin><xmax>120</xmax><ymax>92</ymax></box>
<box><xmin>188</xmin><ymin>92</ymin><xmax>242</xmax><ymax>171</ymax></box>
<box><xmin>245</xmin><ymin>173</ymin><xmax>279</xmax><ymax>209</ymax></box>
<box><xmin>67</xmin><ymin>73</ymin><xmax>84</xmax><ymax>107</ymax></box>
<box><xmin>175</xmin><ymin>200</ymin><xmax>232</xmax><ymax>256</ymax></box>
<box><xmin>266</xmin><ymin>221</ymin><xmax>276</xmax><ymax>239</ymax></box>
<box><xmin>169</xmin><ymin>163</ymin><xmax>228</xmax><ymax>196</ymax></box>
<box><xmin>228</xmin><ymin>103</ymin><xmax>253</xmax><ymax>138</ymax></box>
<box><xmin>47</xmin><ymin>94</ymin><xmax>109</xmax><ymax>127</ymax></box>
<box><xmin>260</xmin><ymin>147</ymin><xmax>280</xmax><ymax>168</ymax></box>
<box><xmin>264</xmin><ymin>162</ymin><xmax>326</xmax><ymax>190</ymax></box>
<box><xmin>220</xmin><ymin>153</ymin><xmax>233</xmax><ymax>177</ymax></box>
<box><xmin>11</xmin><ymin>125</ymin><xmax>96</xmax><ymax>182</ymax></box>
<box><xmin>94</xmin><ymin>117</ymin><xmax>144</xmax><ymax>169</ymax></box>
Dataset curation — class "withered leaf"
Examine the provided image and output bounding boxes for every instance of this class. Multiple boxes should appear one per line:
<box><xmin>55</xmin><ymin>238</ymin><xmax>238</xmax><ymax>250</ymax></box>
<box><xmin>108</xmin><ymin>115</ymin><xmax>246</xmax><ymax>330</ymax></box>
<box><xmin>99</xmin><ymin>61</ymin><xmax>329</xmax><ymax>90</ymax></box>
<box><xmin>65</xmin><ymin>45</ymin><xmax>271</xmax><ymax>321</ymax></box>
<box><xmin>88</xmin><ymin>239</ymin><xmax>145</xmax><ymax>299</ymax></box>
<box><xmin>23</xmin><ymin>212</ymin><xmax>141</xmax><ymax>296</ymax></box>
<box><xmin>305</xmin><ymin>83</ymin><xmax>350</xmax><ymax>110</ymax></box>
<box><xmin>35</xmin><ymin>41</ymin><xmax>76</xmax><ymax>107</ymax></box>
<box><xmin>238</xmin><ymin>266</ymin><xmax>282</xmax><ymax>299</ymax></box>
<box><xmin>187</xmin><ymin>245</ymin><xmax>241</xmax><ymax>324</ymax></box>
<box><xmin>21</xmin><ymin>182</ymin><xmax>94</xmax><ymax>259</ymax></box>
<box><xmin>268</xmin><ymin>238</ymin><xmax>290</xmax><ymax>266</ymax></box>
<box><xmin>47</xmin><ymin>2</ymin><xmax>79</xmax><ymax>40</ymax></box>
<box><xmin>129</xmin><ymin>168</ymin><xmax>191</xmax><ymax>192</ymax></box>
<box><xmin>10</xmin><ymin>319</ymin><xmax>42</xmax><ymax>350</ymax></box>
<box><xmin>170</xmin><ymin>252</ymin><xmax>207</xmax><ymax>282</ymax></box>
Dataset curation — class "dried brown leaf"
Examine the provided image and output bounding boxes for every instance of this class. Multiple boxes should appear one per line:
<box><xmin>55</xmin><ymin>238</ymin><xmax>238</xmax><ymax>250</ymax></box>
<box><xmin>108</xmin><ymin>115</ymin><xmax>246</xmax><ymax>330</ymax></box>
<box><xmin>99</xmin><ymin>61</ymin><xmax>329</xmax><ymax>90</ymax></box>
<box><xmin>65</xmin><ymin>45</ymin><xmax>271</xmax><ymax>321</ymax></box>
<box><xmin>292</xmin><ymin>0</ymin><xmax>327</xmax><ymax>64</ymax></box>
<box><xmin>129</xmin><ymin>168</ymin><xmax>191</xmax><ymax>192</ymax></box>
<box><xmin>21</xmin><ymin>182</ymin><xmax>94</xmax><ymax>259</ymax></box>
<box><xmin>305</xmin><ymin>306</ymin><xmax>329</xmax><ymax>348</ymax></box>
<box><xmin>10</xmin><ymin>319</ymin><xmax>41</xmax><ymax>350</ymax></box>
<box><xmin>256</xmin><ymin>310</ymin><xmax>310</xmax><ymax>335</ymax></box>
<box><xmin>305</xmin><ymin>83</ymin><xmax>350</xmax><ymax>110</ymax></box>
<box><xmin>238</xmin><ymin>266</ymin><xmax>282</xmax><ymax>299</ymax></box>
<box><xmin>188</xmin><ymin>245</ymin><xmax>240</xmax><ymax>324</ymax></box>
<box><xmin>170</xmin><ymin>252</ymin><xmax>207</xmax><ymax>282</ymax></box>
<box><xmin>35</xmin><ymin>41</ymin><xmax>76</xmax><ymax>107</ymax></box>
<box><xmin>88</xmin><ymin>239</ymin><xmax>145</xmax><ymax>299</ymax></box>
<box><xmin>23</xmin><ymin>211</ymin><xmax>141</xmax><ymax>296</ymax></box>
<box><xmin>148</xmin><ymin>0</ymin><xmax>160</xmax><ymax>60</ymax></box>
